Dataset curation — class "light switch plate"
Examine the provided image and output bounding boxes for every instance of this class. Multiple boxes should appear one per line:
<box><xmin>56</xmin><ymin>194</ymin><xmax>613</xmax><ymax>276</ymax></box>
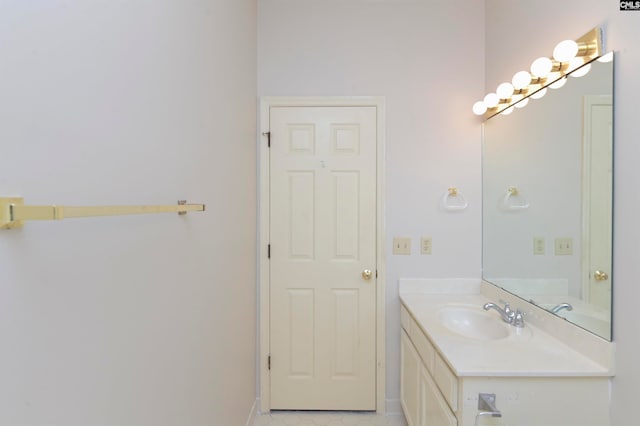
<box><xmin>554</xmin><ymin>237</ymin><xmax>573</xmax><ymax>255</ymax></box>
<box><xmin>392</xmin><ymin>237</ymin><xmax>411</xmax><ymax>255</ymax></box>
<box><xmin>533</xmin><ymin>237</ymin><xmax>545</xmax><ymax>255</ymax></box>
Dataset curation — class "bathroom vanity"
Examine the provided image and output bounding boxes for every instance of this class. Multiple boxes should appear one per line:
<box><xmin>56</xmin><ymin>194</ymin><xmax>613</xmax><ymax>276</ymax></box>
<box><xmin>399</xmin><ymin>280</ymin><xmax>614</xmax><ymax>426</ymax></box>
<box><xmin>401</xmin><ymin>27</ymin><xmax>616</xmax><ymax>425</ymax></box>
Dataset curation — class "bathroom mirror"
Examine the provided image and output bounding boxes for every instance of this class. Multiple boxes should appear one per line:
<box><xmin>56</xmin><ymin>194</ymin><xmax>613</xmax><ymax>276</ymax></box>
<box><xmin>482</xmin><ymin>54</ymin><xmax>614</xmax><ymax>340</ymax></box>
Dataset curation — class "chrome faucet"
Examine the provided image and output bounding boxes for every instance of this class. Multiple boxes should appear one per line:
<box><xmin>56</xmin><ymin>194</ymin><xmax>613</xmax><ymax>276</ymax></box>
<box><xmin>483</xmin><ymin>302</ymin><xmax>513</xmax><ymax>322</ymax></box>
<box><xmin>483</xmin><ymin>301</ymin><xmax>525</xmax><ymax>327</ymax></box>
<box><xmin>551</xmin><ymin>303</ymin><xmax>573</xmax><ymax>314</ymax></box>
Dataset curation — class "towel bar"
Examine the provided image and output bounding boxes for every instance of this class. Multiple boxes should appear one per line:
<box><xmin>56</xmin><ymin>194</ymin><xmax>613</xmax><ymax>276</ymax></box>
<box><xmin>0</xmin><ymin>197</ymin><xmax>205</xmax><ymax>230</ymax></box>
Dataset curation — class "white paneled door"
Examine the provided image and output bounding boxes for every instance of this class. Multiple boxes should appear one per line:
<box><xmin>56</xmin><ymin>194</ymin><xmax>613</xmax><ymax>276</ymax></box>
<box><xmin>583</xmin><ymin>96</ymin><xmax>613</xmax><ymax>313</ymax></box>
<box><xmin>269</xmin><ymin>106</ymin><xmax>377</xmax><ymax>410</ymax></box>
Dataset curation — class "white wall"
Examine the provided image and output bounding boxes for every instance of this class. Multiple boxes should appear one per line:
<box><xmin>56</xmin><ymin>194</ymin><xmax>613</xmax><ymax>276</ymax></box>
<box><xmin>0</xmin><ymin>1</ymin><xmax>257</xmax><ymax>425</ymax></box>
<box><xmin>484</xmin><ymin>1</ymin><xmax>640</xmax><ymax>423</ymax></box>
<box><xmin>258</xmin><ymin>0</ymin><xmax>485</xmax><ymax>405</ymax></box>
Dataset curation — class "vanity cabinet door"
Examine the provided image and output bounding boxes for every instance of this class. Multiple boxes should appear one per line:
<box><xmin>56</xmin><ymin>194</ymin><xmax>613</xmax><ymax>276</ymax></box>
<box><xmin>433</xmin><ymin>354</ymin><xmax>458</xmax><ymax>412</ymax></box>
<box><xmin>420</xmin><ymin>365</ymin><xmax>457</xmax><ymax>426</ymax></box>
<box><xmin>401</xmin><ymin>330</ymin><xmax>420</xmax><ymax>426</ymax></box>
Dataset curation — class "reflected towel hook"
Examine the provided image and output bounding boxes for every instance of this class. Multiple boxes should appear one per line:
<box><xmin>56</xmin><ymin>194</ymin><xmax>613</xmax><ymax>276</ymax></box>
<box><xmin>442</xmin><ymin>187</ymin><xmax>468</xmax><ymax>211</ymax></box>
<box><xmin>502</xmin><ymin>186</ymin><xmax>530</xmax><ymax>210</ymax></box>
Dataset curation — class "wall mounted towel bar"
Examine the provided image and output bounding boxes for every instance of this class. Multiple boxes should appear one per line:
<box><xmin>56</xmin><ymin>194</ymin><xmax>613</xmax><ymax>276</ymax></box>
<box><xmin>0</xmin><ymin>197</ymin><xmax>205</xmax><ymax>230</ymax></box>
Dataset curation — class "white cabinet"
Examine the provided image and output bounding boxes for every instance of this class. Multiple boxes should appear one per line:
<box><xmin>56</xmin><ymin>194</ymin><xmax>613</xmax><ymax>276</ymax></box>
<box><xmin>400</xmin><ymin>330</ymin><xmax>421</xmax><ymax>426</ymax></box>
<box><xmin>401</xmin><ymin>317</ymin><xmax>457</xmax><ymax>426</ymax></box>
<box><xmin>420</xmin><ymin>364</ymin><xmax>457</xmax><ymax>426</ymax></box>
<box><xmin>400</xmin><ymin>303</ymin><xmax>611</xmax><ymax>426</ymax></box>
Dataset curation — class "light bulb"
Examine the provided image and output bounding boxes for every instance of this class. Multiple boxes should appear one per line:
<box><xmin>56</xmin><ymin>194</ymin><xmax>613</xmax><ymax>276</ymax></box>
<box><xmin>549</xmin><ymin>76</ymin><xmax>567</xmax><ymax>89</ymax></box>
<box><xmin>543</xmin><ymin>71</ymin><xmax>561</xmax><ymax>82</ymax></box>
<box><xmin>501</xmin><ymin>106</ymin><xmax>515</xmax><ymax>116</ymax></box>
<box><xmin>512</xmin><ymin>71</ymin><xmax>532</xmax><ymax>90</ymax></box>
<box><xmin>515</xmin><ymin>98</ymin><xmax>529</xmax><ymax>109</ymax></box>
<box><xmin>531</xmin><ymin>88</ymin><xmax>547</xmax><ymax>99</ymax></box>
<box><xmin>597</xmin><ymin>52</ymin><xmax>614</xmax><ymax>63</ymax></box>
<box><xmin>570</xmin><ymin>61</ymin><xmax>591</xmax><ymax>78</ymax></box>
<box><xmin>496</xmin><ymin>82</ymin><xmax>514</xmax><ymax>99</ymax></box>
<box><xmin>553</xmin><ymin>39</ymin><xmax>579</xmax><ymax>62</ymax></box>
<box><xmin>472</xmin><ymin>101</ymin><xmax>487</xmax><ymax>115</ymax></box>
<box><xmin>567</xmin><ymin>57</ymin><xmax>585</xmax><ymax>72</ymax></box>
<box><xmin>531</xmin><ymin>57</ymin><xmax>553</xmax><ymax>78</ymax></box>
<box><xmin>483</xmin><ymin>93</ymin><xmax>499</xmax><ymax>108</ymax></box>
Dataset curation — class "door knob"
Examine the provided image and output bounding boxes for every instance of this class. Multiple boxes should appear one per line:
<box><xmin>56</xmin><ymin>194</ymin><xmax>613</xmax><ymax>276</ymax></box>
<box><xmin>362</xmin><ymin>269</ymin><xmax>373</xmax><ymax>280</ymax></box>
<box><xmin>594</xmin><ymin>270</ymin><xmax>609</xmax><ymax>281</ymax></box>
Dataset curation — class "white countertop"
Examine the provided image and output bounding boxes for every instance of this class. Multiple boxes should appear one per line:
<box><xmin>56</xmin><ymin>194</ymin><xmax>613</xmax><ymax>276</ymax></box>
<box><xmin>400</xmin><ymin>291</ymin><xmax>612</xmax><ymax>377</ymax></box>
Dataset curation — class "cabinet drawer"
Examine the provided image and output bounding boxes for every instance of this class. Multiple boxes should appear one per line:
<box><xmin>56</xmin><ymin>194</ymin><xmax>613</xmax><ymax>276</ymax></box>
<box><xmin>409</xmin><ymin>317</ymin><xmax>435</xmax><ymax>374</ymax></box>
<box><xmin>434</xmin><ymin>353</ymin><xmax>458</xmax><ymax>412</ymax></box>
<box><xmin>400</xmin><ymin>305</ymin><xmax>411</xmax><ymax>332</ymax></box>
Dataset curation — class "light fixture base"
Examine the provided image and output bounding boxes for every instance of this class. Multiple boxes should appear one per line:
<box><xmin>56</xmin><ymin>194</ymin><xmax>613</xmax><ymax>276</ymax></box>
<box><xmin>477</xmin><ymin>26</ymin><xmax>604</xmax><ymax>120</ymax></box>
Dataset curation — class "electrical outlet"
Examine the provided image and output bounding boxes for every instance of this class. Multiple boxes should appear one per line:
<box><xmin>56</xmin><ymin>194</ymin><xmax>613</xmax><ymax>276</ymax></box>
<box><xmin>392</xmin><ymin>237</ymin><xmax>411</xmax><ymax>255</ymax></box>
<box><xmin>420</xmin><ymin>237</ymin><xmax>432</xmax><ymax>255</ymax></box>
<box><xmin>554</xmin><ymin>237</ymin><xmax>573</xmax><ymax>255</ymax></box>
<box><xmin>533</xmin><ymin>237</ymin><xmax>545</xmax><ymax>255</ymax></box>
<box><xmin>506</xmin><ymin>391</ymin><xmax>520</xmax><ymax>403</ymax></box>
<box><xmin>463</xmin><ymin>394</ymin><xmax>479</xmax><ymax>407</ymax></box>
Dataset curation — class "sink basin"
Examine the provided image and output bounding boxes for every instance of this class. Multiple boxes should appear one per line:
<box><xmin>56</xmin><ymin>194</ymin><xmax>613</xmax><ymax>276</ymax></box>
<box><xmin>439</xmin><ymin>306</ymin><xmax>510</xmax><ymax>340</ymax></box>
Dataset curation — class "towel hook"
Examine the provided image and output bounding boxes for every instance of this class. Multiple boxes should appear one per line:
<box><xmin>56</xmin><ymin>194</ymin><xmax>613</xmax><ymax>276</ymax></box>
<box><xmin>501</xmin><ymin>186</ymin><xmax>529</xmax><ymax>210</ymax></box>
<box><xmin>442</xmin><ymin>187</ymin><xmax>468</xmax><ymax>211</ymax></box>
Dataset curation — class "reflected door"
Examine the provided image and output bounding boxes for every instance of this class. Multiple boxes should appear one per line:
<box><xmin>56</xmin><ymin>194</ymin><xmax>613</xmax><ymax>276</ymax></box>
<box><xmin>583</xmin><ymin>95</ymin><xmax>613</xmax><ymax>312</ymax></box>
<box><xmin>269</xmin><ymin>106</ymin><xmax>377</xmax><ymax>410</ymax></box>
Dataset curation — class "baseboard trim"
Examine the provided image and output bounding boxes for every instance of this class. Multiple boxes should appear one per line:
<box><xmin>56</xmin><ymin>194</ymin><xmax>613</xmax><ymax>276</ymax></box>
<box><xmin>385</xmin><ymin>398</ymin><xmax>403</xmax><ymax>415</ymax></box>
<box><xmin>248</xmin><ymin>397</ymin><xmax>401</xmax><ymax>420</ymax></box>
<box><xmin>245</xmin><ymin>398</ymin><xmax>258</xmax><ymax>426</ymax></box>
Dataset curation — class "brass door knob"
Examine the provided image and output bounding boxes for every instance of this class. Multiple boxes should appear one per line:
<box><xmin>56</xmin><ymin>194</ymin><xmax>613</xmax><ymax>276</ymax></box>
<box><xmin>362</xmin><ymin>269</ymin><xmax>373</xmax><ymax>280</ymax></box>
<box><xmin>594</xmin><ymin>270</ymin><xmax>609</xmax><ymax>281</ymax></box>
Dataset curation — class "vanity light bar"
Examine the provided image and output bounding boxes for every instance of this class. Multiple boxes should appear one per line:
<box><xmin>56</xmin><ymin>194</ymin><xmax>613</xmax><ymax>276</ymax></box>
<box><xmin>472</xmin><ymin>27</ymin><xmax>603</xmax><ymax>119</ymax></box>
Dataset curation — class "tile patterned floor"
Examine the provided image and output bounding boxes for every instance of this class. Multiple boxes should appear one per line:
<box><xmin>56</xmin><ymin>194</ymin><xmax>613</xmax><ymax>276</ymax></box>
<box><xmin>253</xmin><ymin>411</ymin><xmax>407</xmax><ymax>426</ymax></box>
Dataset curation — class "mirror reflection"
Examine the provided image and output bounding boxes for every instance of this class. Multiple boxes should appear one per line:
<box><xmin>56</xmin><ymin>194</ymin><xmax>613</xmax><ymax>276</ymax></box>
<box><xmin>482</xmin><ymin>54</ymin><xmax>613</xmax><ymax>340</ymax></box>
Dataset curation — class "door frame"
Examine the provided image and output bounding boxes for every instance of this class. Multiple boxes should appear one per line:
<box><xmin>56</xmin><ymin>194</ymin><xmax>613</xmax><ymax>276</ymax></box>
<box><xmin>258</xmin><ymin>97</ymin><xmax>386</xmax><ymax>413</ymax></box>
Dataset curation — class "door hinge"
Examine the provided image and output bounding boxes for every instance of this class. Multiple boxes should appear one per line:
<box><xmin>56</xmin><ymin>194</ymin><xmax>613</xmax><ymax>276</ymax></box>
<box><xmin>376</xmin><ymin>270</ymin><xmax>378</xmax><ymax>279</ymax></box>
<box><xmin>262</xmin><ymin>131</ymin><xmax>271</xmax><ymax>147</ymax></box>
<box><xmin>268</xmin><ymin>355</ymin><xmax>271</xmax><ymax>370</ymax></box>
<box><xmin>268</xmin><ymin>244</ymin><xmax>271</xmax><ymax>258</ymax></box>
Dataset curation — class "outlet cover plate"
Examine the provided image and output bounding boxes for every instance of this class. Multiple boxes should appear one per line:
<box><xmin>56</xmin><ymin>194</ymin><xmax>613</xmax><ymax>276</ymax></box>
<box><xmin>421</xmin><ymin>237</ymin><xmax>432</xmax><ymax>255</ymax></box>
